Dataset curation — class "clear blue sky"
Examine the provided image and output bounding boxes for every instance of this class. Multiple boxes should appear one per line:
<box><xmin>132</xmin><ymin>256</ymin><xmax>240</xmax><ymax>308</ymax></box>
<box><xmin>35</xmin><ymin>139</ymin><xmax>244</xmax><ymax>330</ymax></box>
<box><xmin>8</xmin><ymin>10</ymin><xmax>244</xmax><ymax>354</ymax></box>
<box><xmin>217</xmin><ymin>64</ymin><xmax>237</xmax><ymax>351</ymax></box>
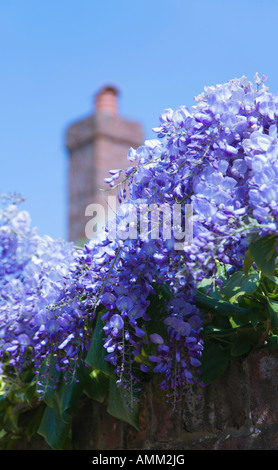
<box><xmin>1</xmin><ymin>0</ymin><xmax>278</xmax><ymax>241</ymax></box>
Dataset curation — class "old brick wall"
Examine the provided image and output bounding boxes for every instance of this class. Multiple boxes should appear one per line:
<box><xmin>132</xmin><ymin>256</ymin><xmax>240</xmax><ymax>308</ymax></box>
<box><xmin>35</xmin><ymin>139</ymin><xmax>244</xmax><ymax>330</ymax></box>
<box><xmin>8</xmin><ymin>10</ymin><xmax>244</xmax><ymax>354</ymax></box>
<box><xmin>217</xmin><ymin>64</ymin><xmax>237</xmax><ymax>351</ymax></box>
<box><xmin>13</xmin><ymin>349</ymin><xmax>278</xmax><ymax>450</ymax></box>
<box><xmin>71</xmin><ymin>349</ymin><xmax>278</xmax><ymax>450</ymax></box>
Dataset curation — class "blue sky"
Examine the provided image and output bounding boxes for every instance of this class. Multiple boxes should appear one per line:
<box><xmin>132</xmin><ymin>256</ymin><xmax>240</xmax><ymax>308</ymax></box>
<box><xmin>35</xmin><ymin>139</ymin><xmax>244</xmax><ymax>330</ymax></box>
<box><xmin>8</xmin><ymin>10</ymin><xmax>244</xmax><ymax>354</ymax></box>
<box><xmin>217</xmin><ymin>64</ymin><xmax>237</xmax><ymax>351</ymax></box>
<box><xmin>1</xmin><ymin>0</ymin><xmax>278</xmax><ymax>241</ymax></box>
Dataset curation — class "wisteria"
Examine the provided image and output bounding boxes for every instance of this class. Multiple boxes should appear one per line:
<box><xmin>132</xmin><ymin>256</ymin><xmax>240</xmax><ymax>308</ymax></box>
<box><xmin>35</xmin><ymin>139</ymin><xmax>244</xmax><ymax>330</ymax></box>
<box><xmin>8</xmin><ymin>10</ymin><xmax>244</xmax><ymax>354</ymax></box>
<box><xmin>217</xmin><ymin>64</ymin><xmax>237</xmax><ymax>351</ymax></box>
<box><xmin>1</xmin><ymin>74</ymin><xmax>278</xmax><ymax>407</ymax></box>
<box><xmin>0</xmin><ymin>196</ymin><xmax>80</xmax><ymax>384</ymax></box>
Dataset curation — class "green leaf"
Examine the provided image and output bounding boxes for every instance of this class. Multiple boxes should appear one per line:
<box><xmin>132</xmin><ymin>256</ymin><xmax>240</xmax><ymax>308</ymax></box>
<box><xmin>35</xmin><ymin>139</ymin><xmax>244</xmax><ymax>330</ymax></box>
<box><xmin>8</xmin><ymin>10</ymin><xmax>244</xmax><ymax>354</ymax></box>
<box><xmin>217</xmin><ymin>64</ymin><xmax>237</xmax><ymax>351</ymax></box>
<box><xmin>267</xmin><ymin>298</ymin><xmax>278</xmax><ymax>328</ymax></box>
<box><xmin>25</xmin><ymin>382</ymin><xmax>37</xmax><ymax>405</ymax></box>
<box><xmin>84</xmin><ymin>370</ymin><xmax>109</xmax><ymax>403</ymax></box>
<box><xmin>243</xmin><ymin>250</ymin><xmax>253</xmax><ymax>277</ymax></box>
<box><xmin>85</xmin><ymin>312</ymin><xmax>115</xmax><ymax>378</ymax></box>
<box><xmin>1</xmin><ymin>404</ymin><xmax>19</xmax><ymax>433</ymax></box>
<box><xmin>195</xmin><ymin>290</ymin><xmax>249</xmax><ymax>316</ymax></box>
<box><xmin>267</xmin><ymin>335</ymin><xmax>278</xmax><ymax>348</ymax></box>
<box><xmin>38</xmin><ymin>362</ymin><xmax>88</xmax><ymax>449</ymax></box>
<box><xmin>231</xmin><ymin>339</ymin><xmax>252</xmax><ymax>357</ymax></box>
<box><xmin>197</xmin><ymin>277</ymin><xmax>222</xmax><ymax>300</ymax></box>
<box><xmin>205</xmin><ymin>325</ymin><xmax>237</xmax><ymax>338</ymax></box>
<box><xmin>200</xmin><ymin>342</ymin><xmax>230</xmax><ymax>385</ymax></box>
<box><xmin>18</xmin><ymin>403</ymin><xmax>46</xmax><ymax>441</ymax></box>
<box><xmin>220</xmin><ymin>271</ymin><xmax>259</xmax><ymax>303</ymax></box>
<box><xmin>38</xmin><ymin>400</ymin><xmax>71</xmax><ymax>450</ymax></box>
<box><xmin>248</xmin><ymin>235</ymin><xmax>278</xmax><ymax>277</ymax></box>
<box><xmin>230</xmin><ymin>324</ymin><xmax>262</xmax><ymax>356</ymax></box>
<box><xmin>56</xmin><ymin>373</ymin><xmax>84</xmax><ymax>420</ymax></box>
<box><xmin>262</xmin><ymin>275</ymin><xmax>278</xmax><ymax>297</ymax></box>
<box><xmin>107</xmin><ymin>377</ymin><xmax>140</xmax><ymax>431</ymax></box>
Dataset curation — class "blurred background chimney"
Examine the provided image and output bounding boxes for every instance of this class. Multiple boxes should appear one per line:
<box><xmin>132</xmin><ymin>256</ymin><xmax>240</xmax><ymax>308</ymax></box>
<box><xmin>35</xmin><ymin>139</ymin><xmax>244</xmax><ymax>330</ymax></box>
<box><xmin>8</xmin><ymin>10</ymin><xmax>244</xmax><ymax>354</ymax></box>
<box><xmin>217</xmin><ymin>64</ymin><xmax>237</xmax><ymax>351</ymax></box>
<box><xmin>66</xmin><ymin>85</ymin><xmax>144</xmax><ymax>243</ymax></box>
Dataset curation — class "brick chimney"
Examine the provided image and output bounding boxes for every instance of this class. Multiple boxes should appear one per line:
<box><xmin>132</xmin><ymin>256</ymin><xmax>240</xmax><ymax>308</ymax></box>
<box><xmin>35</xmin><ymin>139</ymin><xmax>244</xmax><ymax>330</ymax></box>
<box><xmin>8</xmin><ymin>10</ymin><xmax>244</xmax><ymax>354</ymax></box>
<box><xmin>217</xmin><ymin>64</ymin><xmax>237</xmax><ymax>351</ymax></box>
<box><xmin>66</xmin><ymin>85</ymin><xmax>144</xmax><ymax>242</ymax></box>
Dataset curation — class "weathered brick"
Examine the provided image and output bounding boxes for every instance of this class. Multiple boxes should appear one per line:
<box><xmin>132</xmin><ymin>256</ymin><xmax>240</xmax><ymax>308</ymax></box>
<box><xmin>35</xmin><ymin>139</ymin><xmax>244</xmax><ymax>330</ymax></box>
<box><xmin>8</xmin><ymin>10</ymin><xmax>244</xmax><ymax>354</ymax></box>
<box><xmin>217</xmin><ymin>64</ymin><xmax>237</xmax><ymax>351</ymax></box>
<box><xmin>247</xmin><ymin>350</ymin><xmax>278</xmax><ymax>426</ymax></box>
<box><xmin>15</xmin><ymin>350</ymin><xmax>278</xmax><ymax>450</ymax></box>
<box><xmin>70</xmin><ymin>350</ymin><xmax>278</xmax><ymax>450</ymax></box>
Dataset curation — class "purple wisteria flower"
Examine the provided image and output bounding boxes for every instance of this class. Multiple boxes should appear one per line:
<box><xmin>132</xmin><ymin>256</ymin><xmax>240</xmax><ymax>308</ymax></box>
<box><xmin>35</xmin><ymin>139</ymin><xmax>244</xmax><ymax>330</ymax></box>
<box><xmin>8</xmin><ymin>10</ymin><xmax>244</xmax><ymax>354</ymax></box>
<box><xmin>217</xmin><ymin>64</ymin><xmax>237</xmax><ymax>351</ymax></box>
<box><xmin>2</xmin><ymin>73</ymin><xmax>278</xmax><ymax>408</ymax></box>
<box><xmin>0</xmin><ymin>198</ymin><xmax>82</xmax><ymax>384</ymax></box>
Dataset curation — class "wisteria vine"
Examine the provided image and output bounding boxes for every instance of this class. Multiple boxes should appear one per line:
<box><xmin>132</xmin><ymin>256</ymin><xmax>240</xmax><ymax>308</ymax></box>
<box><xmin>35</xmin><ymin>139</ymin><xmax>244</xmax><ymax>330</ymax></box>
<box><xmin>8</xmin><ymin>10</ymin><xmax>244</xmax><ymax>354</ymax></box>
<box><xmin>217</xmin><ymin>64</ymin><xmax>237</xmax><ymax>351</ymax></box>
<box><xmin>1</xmin><ymin>73</ymin><xmax>278</xmax><ymax>408</ymax></box>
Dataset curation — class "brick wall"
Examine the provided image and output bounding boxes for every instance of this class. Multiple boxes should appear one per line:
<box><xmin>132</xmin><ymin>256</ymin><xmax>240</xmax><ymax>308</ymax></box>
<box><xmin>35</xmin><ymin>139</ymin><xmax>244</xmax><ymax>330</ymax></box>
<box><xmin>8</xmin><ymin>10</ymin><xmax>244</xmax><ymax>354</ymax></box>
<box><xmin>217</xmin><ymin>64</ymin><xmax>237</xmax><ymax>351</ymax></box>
<box><xmin>13</xmin><ymin>349</ymin><xmax>278</xmax><ymax>450</ymax></box>
<box><xmin>71</xmin><ymin>349</ymin><xmax>278</xmax><ymax>450</ymax></box>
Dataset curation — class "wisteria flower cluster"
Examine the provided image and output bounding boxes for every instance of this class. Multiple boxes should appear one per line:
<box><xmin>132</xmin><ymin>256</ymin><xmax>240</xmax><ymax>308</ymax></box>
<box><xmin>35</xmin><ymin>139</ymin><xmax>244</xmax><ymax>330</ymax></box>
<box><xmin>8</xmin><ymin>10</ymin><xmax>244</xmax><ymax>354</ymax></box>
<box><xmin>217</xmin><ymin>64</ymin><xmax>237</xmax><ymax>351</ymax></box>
<box><xmin>84</xmin><ymin>73</ymin><xmax>278</xmax><ymax>398</ymax></box>
<box><xmin>0</xmin><ymin>196</ymin><xmax>80</xmax><ymax>386</ymax></box>
<box><xmin>1</xmin><ymin>74</ymin><xmax>278</xmax><ymax>407</ymax></box>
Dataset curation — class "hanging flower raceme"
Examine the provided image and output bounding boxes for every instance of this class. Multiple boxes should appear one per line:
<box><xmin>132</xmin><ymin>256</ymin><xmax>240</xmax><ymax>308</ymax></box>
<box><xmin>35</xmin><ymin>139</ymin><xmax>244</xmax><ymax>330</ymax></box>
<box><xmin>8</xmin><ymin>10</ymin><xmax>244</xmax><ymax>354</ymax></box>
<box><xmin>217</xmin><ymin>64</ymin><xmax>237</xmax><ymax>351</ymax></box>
<box><xmin>0</xmin><ymin>197</ymin><xmax>82</xmax><ymax>383</ymax></box>
<box><xmin>88</xmin><ymin>73</ymin><xmax>278</xmax><ymax>398</ymax></box>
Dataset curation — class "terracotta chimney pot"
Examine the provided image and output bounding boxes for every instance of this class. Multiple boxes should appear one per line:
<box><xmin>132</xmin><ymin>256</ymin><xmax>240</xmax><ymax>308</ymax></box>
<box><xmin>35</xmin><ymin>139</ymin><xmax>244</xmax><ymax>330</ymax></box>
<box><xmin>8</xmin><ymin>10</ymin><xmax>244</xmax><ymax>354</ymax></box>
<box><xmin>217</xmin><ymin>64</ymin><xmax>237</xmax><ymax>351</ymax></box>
<box><xmin>95</xmin><ymin>85</ymin><xmax>119</xmax><ymax>116</ymax></box>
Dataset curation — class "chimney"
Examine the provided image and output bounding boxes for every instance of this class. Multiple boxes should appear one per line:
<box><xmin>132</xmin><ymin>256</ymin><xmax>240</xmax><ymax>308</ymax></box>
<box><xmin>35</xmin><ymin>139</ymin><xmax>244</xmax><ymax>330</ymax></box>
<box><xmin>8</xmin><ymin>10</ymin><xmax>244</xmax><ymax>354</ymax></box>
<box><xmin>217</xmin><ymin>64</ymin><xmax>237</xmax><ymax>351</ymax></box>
<box><xmin>66</xmin><ymin>85</ymin><xmax>144</xmax><ymax>242</ymax></box>
<box><xmin>95</xmin><ymin>85</ymin><xmax>119</xmax><ymax>116</ymax></box>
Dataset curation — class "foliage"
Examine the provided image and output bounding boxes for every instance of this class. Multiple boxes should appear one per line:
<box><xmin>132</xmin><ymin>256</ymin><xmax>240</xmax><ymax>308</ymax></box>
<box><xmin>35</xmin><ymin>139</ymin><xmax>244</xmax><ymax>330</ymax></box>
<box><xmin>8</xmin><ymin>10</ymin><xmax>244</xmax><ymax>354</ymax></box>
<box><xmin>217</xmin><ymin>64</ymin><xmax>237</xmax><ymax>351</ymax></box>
<box><xmin>1</xmin><ymin>74</ymin><xmax>278</xmax><ymax>448</ymax></box>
